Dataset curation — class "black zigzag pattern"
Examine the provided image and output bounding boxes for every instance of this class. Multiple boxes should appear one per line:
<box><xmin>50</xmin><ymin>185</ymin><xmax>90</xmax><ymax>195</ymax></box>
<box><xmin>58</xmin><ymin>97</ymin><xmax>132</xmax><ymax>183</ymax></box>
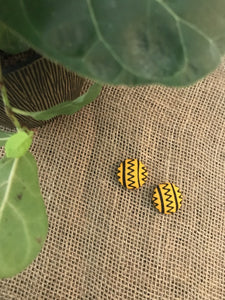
<box><xmin>152</xmin><ymin>189</ymin><xmax>159</xmax><ymax>209</ymax></box>
<box><xmin>162</xmin><ymin>183</ymin><xmax>174</xmax><ymax>213</ymax></box>
<box><xmin>126</xmin><ymin>159</ymin><xmax>136</xmax><ymax>188</ymax></box>
<box><xmin>141</xmin><ymin>166</ymin><xmax>148</xmax><ymax>182</ymax></box>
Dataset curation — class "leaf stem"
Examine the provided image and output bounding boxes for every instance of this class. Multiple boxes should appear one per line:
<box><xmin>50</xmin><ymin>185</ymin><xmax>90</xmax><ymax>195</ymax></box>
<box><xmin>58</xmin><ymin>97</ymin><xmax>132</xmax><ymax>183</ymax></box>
<box><xmin>11</xmin><ymin>107</ymin><xmax>31</xmax><ymax>116</ymax></box>
<box><xmin>0</xmin><ymin>62</ymin><xmax>22</xmax><ymax>130</ymax></box>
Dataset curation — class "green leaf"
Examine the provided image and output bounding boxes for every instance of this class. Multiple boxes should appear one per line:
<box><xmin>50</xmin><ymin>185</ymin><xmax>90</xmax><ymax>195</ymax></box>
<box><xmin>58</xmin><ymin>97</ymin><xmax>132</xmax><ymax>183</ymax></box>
<box><xmin>0</xmin><ymin>130</ymin><xmax>13</xmax><ymax>147</ymax></box>
<box><xmin>0</xmin><ymin>21</ymin><xmax>29</xmax><ymax>54</ymax></box>
<box><xmin>0</xmin><ymin>1</ymin><xmax>225</xmax><ymax>86</ymax></box>
<box><xmin>12</xmin><ymin>83</ymin><xmax>102</xmax><ymax>121</ymax></box>
<box><xmin>0</xmin><ymin>152</ymin><xmax>48</xmax><ymax>278</ymax></box>
<box><xmin>5</xmin><ymin>131</ymin><xmax>33</xmax><ymax>158</ymax></box>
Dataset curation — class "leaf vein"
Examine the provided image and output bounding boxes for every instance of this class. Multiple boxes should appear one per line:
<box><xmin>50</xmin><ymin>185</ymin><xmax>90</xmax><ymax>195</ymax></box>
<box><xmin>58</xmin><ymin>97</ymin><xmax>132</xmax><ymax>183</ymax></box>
<box><xmin>0</xmin><ymin>158</ymin><xmax>19</xmax><ymax>221</ymax></box>
<box><xmin>86</xmin><ymin>0</ymin><xmax>139</xmax><ymax>77</ymax></box>
<box><xmin>0</xmin><ymin>181</ymin><xmax>8</xmax><ymax>189</ymax></box>
<box><xmin>155</xmin><ymin>0</ymin><xmax>218</xmax><ymax>51</ymax></box>
<box><xmin>7</xmin><ymin>201</ymin><xmax>31</xmax><ymax>263</ymax></box>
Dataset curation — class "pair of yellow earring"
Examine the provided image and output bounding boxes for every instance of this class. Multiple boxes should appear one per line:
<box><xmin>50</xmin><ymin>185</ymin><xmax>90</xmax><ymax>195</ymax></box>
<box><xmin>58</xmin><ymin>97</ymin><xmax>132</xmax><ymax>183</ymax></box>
<box><xmin>117</xmin><ymin>158</ymin><xmax>183</xmax><ymax>214</ymax></box>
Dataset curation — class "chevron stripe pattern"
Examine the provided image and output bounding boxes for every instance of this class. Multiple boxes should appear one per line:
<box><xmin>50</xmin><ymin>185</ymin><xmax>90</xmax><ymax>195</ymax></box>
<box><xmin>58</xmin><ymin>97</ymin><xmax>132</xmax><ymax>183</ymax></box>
<box><xmin>152</xmin><ymin>183</ymin><xmax>183</xmax><ymax>214</ymax></box>
<box><xmin>117</xmin><ymin>159</ymin><xmax>148</xmax><ymax>189</ymax></box>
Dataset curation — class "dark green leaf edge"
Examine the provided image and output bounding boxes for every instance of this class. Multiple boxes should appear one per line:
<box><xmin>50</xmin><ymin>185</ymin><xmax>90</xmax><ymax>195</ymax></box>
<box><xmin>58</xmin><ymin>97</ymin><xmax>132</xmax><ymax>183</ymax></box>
<box><xmin>0</xmin><ymin>1</ymin><xmax>224</xmax><ymax>87</ymax></box>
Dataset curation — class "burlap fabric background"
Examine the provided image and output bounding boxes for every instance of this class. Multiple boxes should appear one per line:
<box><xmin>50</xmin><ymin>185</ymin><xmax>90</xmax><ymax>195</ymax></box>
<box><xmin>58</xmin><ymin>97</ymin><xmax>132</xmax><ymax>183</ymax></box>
<box><xmin>0</xmin><ymin>60</ymin><xmax>225</xmax><ymax>299</ymax></box>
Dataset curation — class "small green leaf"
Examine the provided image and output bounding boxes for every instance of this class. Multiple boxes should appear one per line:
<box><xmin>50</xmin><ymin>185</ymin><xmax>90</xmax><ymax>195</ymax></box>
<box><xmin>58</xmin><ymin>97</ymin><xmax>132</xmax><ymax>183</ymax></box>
<box><xmin>5</xmin><ymin>131</ymin><xmax>33</xmax><ymax>158</ymax></box>
<box><xmin>0</xmin><ymin>131</ymin><xmax>13</xmax><ymax>147</ymax></box>
<box><xmin>12</xmin><ymin>83</ymin><xmax>102</xmax><ymax>121</ymax></box>
<box><xmin>0</xmin><ymin>152</ymin><xmax>48</xmax><ymax>278</ymax></box>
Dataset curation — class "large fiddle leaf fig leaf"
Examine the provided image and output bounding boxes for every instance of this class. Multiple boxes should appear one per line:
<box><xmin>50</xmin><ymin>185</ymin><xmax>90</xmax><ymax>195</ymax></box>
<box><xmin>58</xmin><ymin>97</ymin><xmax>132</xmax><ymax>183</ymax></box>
<box><xmin>0</xmin><ymin>22</ymin><xmax>29</xmax><ymax>54</ymax></box>
<box><xmin>0</xmin><ymin>0</ymin><xmax>225</xmax><ymax>86</ymax></box>
<box><xmin>0</xmin><ymin>152</ymin><xmax>48</xmax><ymax>278</ymax></box>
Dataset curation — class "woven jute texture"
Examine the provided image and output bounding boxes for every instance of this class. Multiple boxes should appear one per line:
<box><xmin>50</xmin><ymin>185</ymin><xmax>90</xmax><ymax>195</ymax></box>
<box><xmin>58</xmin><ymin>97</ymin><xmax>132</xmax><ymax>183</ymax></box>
<box><xmin>1</xmin><ymin>61</ymin><xmax>225</xmax><ymax>299</ymax></box>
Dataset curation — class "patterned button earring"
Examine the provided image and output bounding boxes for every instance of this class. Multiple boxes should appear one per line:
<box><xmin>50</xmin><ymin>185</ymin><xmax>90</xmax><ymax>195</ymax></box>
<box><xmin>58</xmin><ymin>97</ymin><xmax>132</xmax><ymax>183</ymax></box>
<box><xmin>152</xmin><ymin>183</ymin><xmax>183</xmax><ymax>214</ymax></box>
<box><xmin>117</xmin><ymin>158</ymin><xmax>148</xmax><ymax>189</ymax></box>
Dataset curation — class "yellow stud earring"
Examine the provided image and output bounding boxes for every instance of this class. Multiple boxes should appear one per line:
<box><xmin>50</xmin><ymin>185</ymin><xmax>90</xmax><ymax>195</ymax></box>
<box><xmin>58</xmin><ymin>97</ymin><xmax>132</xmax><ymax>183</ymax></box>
<box><xmin>152</xmin><ymin>183</ymin><xmax>183</xmax><ymax>214</ymax></box>
<box><xmin>117</xmin><ymin>158</ymin><xmax>148</xmax><ymax>189</ymax></box>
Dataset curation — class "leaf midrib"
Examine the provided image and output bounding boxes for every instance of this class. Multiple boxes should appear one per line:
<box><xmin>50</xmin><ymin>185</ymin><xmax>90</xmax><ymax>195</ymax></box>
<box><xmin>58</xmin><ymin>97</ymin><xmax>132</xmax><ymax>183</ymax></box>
<box><xmin>0</xmin><ymin>158</ymin><xmax>19</xmax><ymax>221</ymax></box>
